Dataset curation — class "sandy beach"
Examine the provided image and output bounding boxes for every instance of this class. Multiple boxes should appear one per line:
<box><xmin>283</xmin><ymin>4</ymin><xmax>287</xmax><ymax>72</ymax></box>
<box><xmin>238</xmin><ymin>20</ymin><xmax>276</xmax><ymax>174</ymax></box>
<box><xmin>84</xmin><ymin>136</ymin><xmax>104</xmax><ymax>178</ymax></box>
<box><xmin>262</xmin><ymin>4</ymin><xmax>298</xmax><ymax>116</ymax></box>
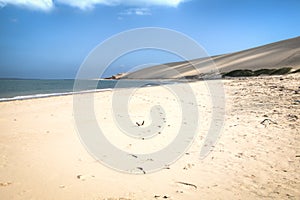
<box><xmin>1</xmin><ymin>1</ymin><xmax>300</xmax><ymax>199</ymax></box>
<box><xmin>0</xmin><ymin>73</ymin><xmax>299</xmax><ymax>200</ymax></box>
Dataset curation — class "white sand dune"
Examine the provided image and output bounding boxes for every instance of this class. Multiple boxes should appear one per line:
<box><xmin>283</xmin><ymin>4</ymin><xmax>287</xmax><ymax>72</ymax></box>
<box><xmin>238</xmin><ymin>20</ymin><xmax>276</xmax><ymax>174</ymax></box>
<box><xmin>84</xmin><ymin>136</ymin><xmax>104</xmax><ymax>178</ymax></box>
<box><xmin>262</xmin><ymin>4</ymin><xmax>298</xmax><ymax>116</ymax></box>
<box><xmin>122</xmin><ymin>36</ymin><xmax>300</xmax><ymax>79</ymax></box>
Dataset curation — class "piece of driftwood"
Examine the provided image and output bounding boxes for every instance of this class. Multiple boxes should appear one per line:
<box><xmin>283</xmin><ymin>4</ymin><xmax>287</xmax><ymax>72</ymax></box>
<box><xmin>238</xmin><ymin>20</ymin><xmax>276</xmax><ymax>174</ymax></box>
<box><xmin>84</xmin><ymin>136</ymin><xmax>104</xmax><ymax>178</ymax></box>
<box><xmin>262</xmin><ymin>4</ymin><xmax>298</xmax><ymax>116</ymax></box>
<box><xmin>176</xmin><ymin>181</ymin><xmax>197</xmax><ymax>189</ymax></box>
<box><xmin>260</xmin><ymin>118</ymin><xmax>277</xmax><ymax>127</ymax></box>
<box><xmin>137</xmin><ymin>167</ymin><xmax>146</xmax><ymax>174</ymax></box>
<box><xmin>136</xmin><ymin>121</ymin><xmax>145</xmax><ymax>126</ymax></box>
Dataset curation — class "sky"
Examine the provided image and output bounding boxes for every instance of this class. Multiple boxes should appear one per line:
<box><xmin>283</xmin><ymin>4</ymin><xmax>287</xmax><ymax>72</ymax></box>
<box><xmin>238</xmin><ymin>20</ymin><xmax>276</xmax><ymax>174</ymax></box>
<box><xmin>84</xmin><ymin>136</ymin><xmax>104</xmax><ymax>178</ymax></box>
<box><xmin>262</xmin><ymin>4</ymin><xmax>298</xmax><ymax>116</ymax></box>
<box><xmin>0</xmin><ymin>0</ymin><xmax>300</xmax><ymax>79</ymax></box>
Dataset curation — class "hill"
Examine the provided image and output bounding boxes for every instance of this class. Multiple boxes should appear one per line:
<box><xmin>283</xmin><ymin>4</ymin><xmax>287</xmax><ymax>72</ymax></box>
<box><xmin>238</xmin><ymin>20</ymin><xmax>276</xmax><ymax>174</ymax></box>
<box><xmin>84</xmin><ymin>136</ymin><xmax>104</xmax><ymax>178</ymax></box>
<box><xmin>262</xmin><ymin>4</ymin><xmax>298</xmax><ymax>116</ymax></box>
<box><xmin>120</xmin><ymin>36</ymin><xmax>300</xmax><ymax>79</ymax></box>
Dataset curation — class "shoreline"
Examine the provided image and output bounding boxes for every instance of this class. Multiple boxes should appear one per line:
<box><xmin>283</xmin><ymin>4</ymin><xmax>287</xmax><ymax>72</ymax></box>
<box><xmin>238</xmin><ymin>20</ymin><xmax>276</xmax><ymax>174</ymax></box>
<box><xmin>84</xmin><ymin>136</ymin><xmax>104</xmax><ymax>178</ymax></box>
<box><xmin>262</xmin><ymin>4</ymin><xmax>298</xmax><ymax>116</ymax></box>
<box><xmin>1</xmin><ymin>72</ymin><xmax>299</xmax><ymax>103</ymax></box>
<box><xmin>0</xmin><ymin>79</ymin><xmax>177</xmax><ymax>103</ymax></box>
<box><xmin>0</xmin><ymin>88</ymin><xmax>113</xmax><ymax>103</ymax></box>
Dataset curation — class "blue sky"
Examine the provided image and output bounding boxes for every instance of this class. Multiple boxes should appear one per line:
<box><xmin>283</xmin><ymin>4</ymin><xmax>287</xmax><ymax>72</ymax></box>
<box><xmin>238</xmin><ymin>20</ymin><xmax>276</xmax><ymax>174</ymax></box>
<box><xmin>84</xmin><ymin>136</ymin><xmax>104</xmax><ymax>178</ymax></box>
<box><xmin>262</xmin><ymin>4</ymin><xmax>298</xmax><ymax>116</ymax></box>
<box><xmin>0</xmin><ymin>0</ymin><xmax>299</xmax><ymax>79</ymax></box>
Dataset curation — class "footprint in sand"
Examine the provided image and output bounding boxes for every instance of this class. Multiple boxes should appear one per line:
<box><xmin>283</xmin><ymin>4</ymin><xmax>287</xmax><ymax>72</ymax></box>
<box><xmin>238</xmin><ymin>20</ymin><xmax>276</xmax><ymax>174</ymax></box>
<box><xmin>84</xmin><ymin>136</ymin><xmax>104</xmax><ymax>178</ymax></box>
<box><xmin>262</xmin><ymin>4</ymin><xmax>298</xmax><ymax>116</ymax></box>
<box><xmin>183</xmin><ymin>163</ymin><xmax>194</xmax><ymax>170</ymax></box>
<box><xmin>76</xmin><ymin>174</ymin><xmax>95</xmax><ymax>181</ymax></box>
<box><xmin>154</xmin><ymin>195</ymin><xmax>170</xmax><ymax>199</ymax></box>
<box><xmin>0</xmin><ymin>182</ymin><xmax>12</xmax><ymax>187</ymax></box>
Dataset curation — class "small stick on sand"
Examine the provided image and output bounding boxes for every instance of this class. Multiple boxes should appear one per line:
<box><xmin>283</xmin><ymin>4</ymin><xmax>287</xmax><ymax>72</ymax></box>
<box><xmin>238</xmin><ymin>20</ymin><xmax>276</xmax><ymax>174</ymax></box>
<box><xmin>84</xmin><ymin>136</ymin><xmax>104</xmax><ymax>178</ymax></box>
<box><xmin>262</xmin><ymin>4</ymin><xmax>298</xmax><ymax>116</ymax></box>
<box><xmin>136</xmin><ymin>120</ymin><xmax>145</xmax><ymax>126</ymax></box>
<box><xmin>129</xmin><ymin>154</ymin><xmax>138</xmax><ymax>158</ymax></box>
<box><xmin>260</xmin><ymin>118</ymin><xmax>278</xmax><ymax>127</ymax></box>
<box><xmin>137</xmin><ymin>167</ymin><xmax>146</xmax><ymax>174</ymax></box>
<box><xmin>176</xmin><ymin>181</ymin><xmax>197</xmax><ymax>189</ymax></box>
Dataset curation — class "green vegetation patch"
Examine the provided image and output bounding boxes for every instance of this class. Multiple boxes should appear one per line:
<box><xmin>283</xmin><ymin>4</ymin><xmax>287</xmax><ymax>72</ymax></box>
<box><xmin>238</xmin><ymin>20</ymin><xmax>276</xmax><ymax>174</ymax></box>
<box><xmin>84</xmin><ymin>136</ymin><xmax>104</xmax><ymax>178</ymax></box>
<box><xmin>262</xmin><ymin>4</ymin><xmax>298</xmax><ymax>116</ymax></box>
<box><xmin>253</xmin><ymin>69</ymin><xmax>277</xmax><ymax>75</ymax></box>
<box><xmin>222</xmin><ymin>69</ymin><xmax>254</xmax><ymax>77</ymax></box>
<box><xmin>223</xmin><ymin>67</ymin><xmax>293</xmax><ymax>77</ymax></box>
<box><xmin>270</xmin><ymin>67</ymin><xmax>292</xmax><ymax>75</ymax></box>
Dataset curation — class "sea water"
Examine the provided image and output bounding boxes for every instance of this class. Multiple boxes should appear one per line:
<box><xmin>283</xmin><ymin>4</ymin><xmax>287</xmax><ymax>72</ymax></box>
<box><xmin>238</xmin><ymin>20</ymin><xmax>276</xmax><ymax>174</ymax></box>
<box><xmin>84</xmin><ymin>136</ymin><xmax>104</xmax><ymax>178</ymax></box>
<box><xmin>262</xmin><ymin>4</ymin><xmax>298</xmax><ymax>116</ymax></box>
<box><xmin>0</xmin><ymin>79</ymin><xmax>170</xmax><ymax>102</ymax></box>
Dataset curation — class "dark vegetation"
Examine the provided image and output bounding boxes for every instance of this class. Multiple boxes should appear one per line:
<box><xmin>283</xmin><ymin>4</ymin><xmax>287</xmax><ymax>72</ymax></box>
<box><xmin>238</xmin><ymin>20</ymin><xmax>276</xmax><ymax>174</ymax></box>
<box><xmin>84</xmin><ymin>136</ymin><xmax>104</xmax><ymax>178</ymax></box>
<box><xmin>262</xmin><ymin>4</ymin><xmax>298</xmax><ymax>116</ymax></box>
<box><xmin>291</xmin><ymin>68</ymin><xmax>300</xmax><ymax>73</ymax></box>
<box><xmin>222</xmin><ymin>67</ymin><xmax>296</xmax><ymax>77</ymax></box>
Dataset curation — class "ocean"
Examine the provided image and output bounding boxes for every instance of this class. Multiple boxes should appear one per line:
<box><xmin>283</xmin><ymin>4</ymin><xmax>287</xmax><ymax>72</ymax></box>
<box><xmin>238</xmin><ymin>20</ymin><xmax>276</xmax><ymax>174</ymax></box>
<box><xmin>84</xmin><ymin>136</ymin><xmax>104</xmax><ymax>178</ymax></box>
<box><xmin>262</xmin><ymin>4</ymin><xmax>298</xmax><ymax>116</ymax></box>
<box><xmin>0</xmin><ymin>79</ymin><xmax>169</xmax><ymax>102</ymax></box>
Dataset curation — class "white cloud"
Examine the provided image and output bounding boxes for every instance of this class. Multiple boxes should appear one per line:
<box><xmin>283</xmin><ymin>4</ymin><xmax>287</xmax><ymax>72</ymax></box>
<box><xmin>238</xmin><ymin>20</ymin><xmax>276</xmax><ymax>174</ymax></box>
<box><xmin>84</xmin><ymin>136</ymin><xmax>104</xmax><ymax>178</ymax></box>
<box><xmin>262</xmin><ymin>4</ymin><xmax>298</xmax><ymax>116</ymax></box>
<box><xmin>0</xmin><ymin>0</ymin><xmax>187</xmax><ymax>11</ymax></box>
<box><xmin>55</xmin><ymin>0</ymin><xmax>112</xmax><ymax>10</ymax></box>
<box><xmin>0</xmin><ymin>0</ymin><xmax>53</xmax><ymax>11</ymax></box>
<box><xmin>0</xmin><ymin>2</ymin><xmax>6</xmax><ymax>7</ymax></box>
<box><xmin>120</xmin><ymin>8</ymin><xmax>151</xmax><ymax>16</ymax></box>
<box><xmin>57</xmin><ymin>0</ymin><xmax>186</xmax><ymax>10</ymax></box>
